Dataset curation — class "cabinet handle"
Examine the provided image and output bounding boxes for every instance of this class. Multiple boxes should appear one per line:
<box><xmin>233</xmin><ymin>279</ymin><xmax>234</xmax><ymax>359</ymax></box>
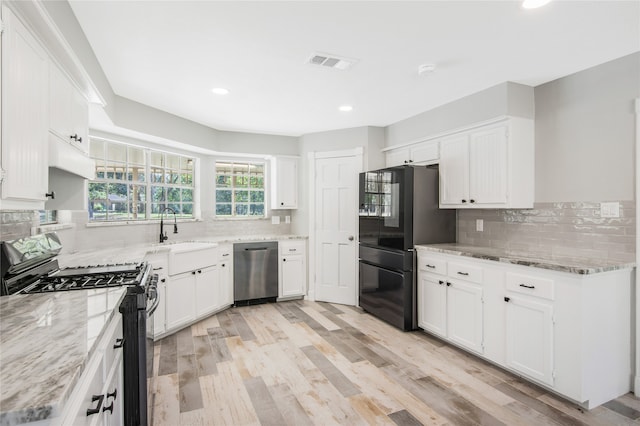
<box><xmin>461</xmin><ymin>199</ymin><xmax>467</xmax><ymax>203</ymax></box>
<box><xmin>470</xmin><ymin>199</ymin><xmax>475</xmax><ymax>204</ymax></box>
<box><xmin>198</xmin><ymin>270</ymin><xmax>202</xmax><ymax>274</ymax></box>
<box><xmin>456</xmin><ymin>271</ymin><xmax>469</xmax><ymax>276</ymax></box>
<box><xmin>70</xmin><ymin>134</ymin><xmax>83</xmax><ymax>143</ymax></box>
<box><xmin>519</xmin><ymin>284</ymin><xmax>535</xmax><ymax>289</ymax></box>
<box><xmin>45</xmin><ymin>191</ymin><xmax>56</xmax><ymax>199</ymax></box>
<box><xmin>283</xmin><ymin>258</ymin><xmax>287</xmax><ymax>262</ymax></box>
<box><xmin>153</xmin><ymin>267</ymin><xmax>163</xmax><ymax>270</ymax></box>
<box><xmin>221</xmin><ymin>264</ymin><xmax>225</xmax><ymax>267</ymax></box>
<box><xmin>160</xmin><ymin>278</ymin><xmax>166</xmax><ymax>283</ymax></box>
<box><xmin>438</xmin><ymin>280</ymin><xmax>444</xmax><ymax>285</ymax></box>
<box><xmin>289</xmin><ymin>248</ymin><xmax>297</xmax><ymax>252</ymax></box>
<box><xmin>504</xmin><ymin>297</ymin><xmax>511</xmax><ymax>302</ymax></box>
<box><xmin>103</xmin><ymin>389</ymin><xmax>117</xmax><ymax>414</ymax></box>
<box><xmin>425</xmin><ymin>264</ymin><xmax>435</xmax><ymax>269</ymax></box>
<box><xmin>113</xmin><ymin>338</ymin><xmax>124</xmax><ymax>349</ymax></box>
<box><xmin>281</xmin><ymin>202</ymin><xmax>284</xmax><ymax>206</ymax></box>
<box><xmin>86</xmin><ymin>394</ymin><xmax>104</xmax><ymax>416</ymax></box>
<box><xmin>446</xmin><ymin>282</ymin><xmax>451</xmax><ymax>287</ymax></box>
<box><xmin>222</xmin><ymin>253</ymin><xmax>229</xmax><ymax>257</ymax></box>
<box><xmin>409</xmin><ymin>159</ymin><xmax>414</xmax><ymax>163</ymax></box>
<box><xmin>404</xmin><ymin>160</ymin><xmax>408</xmax><ymax>164</ymax></box>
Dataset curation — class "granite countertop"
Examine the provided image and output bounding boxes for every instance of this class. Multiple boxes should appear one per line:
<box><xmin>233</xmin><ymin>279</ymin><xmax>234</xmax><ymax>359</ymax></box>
<box><xmin>415</xmin><ymin>243</ymin><xmax>635</xmax><ymax>275</ymax></box>
<box><xmin>0</xmin><ymin>288</ymin><xmax>127</xmax><ymax>426</ymax></box>
<box><xmin>56</xmin><ymin>234</ymin><xmax>308</xmax><ymax>268</ymax></box>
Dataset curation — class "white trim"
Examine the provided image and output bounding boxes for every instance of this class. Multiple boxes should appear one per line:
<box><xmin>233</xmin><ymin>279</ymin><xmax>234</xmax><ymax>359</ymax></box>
<box><xmin>382</xmin><ymin>115</ymin><xmax>510</xmax><ymax>152</ymax></box>
<box><xmin>307</xmin><ymin>147</ymin><xmax>364</xmax><ymax>306</ymax></box>
<box><xmin>634</xmin><ymin>97</ymin><xmax>640</xmax><ymax>394</ymax></box>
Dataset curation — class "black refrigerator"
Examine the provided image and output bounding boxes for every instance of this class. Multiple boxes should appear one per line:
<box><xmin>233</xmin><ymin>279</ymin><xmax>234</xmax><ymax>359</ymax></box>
<box><xmin>358</xmin><ymin>165</ymin><xmax>456</xmax><ymax>331</ymax></box>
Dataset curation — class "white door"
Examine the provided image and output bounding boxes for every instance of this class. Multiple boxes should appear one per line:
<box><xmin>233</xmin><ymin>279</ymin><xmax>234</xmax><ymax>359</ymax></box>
<box><xmin>313</xmin><ymin>153</ymin><xmax>360</xmax><ymax>305</ymax></box>
<box><xmin>470</xmin><ymin>125</ymin><xmax>508</xmax><ymax>205</ymax></box>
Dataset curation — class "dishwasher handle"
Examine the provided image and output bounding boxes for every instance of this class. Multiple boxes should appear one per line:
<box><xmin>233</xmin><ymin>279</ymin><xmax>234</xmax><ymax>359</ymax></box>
<box><xmin>244</xmin><ymin>247</ymin><xmax>269</xmax><ymax>251</ymax></box>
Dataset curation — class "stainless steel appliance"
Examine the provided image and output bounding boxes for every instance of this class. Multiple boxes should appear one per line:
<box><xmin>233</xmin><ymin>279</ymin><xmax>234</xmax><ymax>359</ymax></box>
<box><xmin>233</xmin><ymin>241</ymin><xmax>278</xmax><ymax>305</ymax></box>
<box><xmin>358</xmin><ymin>165</ymin><xmax>456</xmax><ymax>330</ymax></box>
<box><xmin>0</xmin><ymin>233</ymin><xmax>158</xmax><ymax>426</ymax></box>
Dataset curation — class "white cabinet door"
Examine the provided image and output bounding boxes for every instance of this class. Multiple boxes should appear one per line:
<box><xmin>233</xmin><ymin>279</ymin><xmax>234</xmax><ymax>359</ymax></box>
<box><xmin>71</xmin><ymin>87</ymin><xmax>89</xmax><ymax>153</ymax></box>
<box><xmin>49</xmin><ymin>61</ymin><xmax>89</xmax><ymax>154</ymax></box>
<box><xmin>410</xmin><ymin>141</ymin><xmax>439</xmax><ymax>164</ymax></box>
<box><xmin>470</xmin><ymin>126</ymin><xmax>508</xmax><ymax>205</ymax></box>
<box><xmin>195</xmin><ymin>266</ymin><xmax>219</xmax><ymax>317</ymax></box>
<box><xmin>505</xmin><ymin>295</ymin><xmax>554</xmax><ymax>386</ymax></box>
<box><xmin>280</xmin><ymin>255</ymin><xmax>305</xmax><ymax>298</ymax></box>
<box><xmin>166</xmin><ymin>272</ymin><xmax>196</xmax><ymax>330</ymax></box>
<box><xmin>417</xmin><ymin>273</ymin><xmax>447</xmax><ymax>338</ymax></box>
<box><xmin>218</xmin><ymin>246</ymin><xmax>234</xmax><ymax>308</ymax></box>
<box><xmin>1</xmin><ymin>6</ymin><xmax>49</xmax><ymax>207</ymax></box>
<box><xmin>439</xmin><ymin>134</ymin><xmax>469</xmax><ymax>206</ymax></box>
<box><xmin>271</xmin><ymin>156</ymin><xmax>298</xmax><ymax>209</ymax></box>
<box><xmin>447</xmin><ymin>279</ymin><xmax>483</xmax><ymax>354</ymax></box>
<box><xmin>385</xmin><ymin>148</ymin><xmax>410</xmax><ymax>167</ymax></box>
<box><xmin>102</xmin><ymin>352</ymin><xmax>124</xmax><ymax>426</ymax></box>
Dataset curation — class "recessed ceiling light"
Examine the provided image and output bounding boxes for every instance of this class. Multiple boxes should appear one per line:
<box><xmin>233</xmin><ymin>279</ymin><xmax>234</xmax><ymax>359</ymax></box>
<box><xmin>211</xmin><ymin>87</ymin><xmax>229</xmax><ymax>95</ymax></box>
<box><xmin>338</xmin><ymin>105</ymin><xmax>353</xmax><ymax>112</ymax></box>
<box><xmin>522</xmin><ymin>0</ymin><xmax>551</xmax><ymax>9</ymax></box>
<box><xmin>418</xmin><ymin>63</ymin><xmax>436</xmax><ymax>75</ymax></box>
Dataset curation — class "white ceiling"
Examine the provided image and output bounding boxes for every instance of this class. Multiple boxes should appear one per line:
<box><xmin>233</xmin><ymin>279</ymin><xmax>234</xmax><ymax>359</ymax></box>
<box><xmin>69</xmin><ymin>1</ymin><xmax>640</xmax><ymax>137</ymax></box>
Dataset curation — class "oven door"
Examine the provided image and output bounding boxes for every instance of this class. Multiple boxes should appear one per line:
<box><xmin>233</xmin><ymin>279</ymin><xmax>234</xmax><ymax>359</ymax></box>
<box><xmin>145</xmin><ymin>276</ymin><xmax>160</xmax><ymax>425</ymax></box>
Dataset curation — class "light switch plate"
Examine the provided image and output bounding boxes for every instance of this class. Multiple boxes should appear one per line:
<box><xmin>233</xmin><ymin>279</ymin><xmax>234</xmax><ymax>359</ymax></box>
<box><xmin>272</xmin><ymin>216</ymin><xmax>280</xmax><ymax>224</ymax></box>
<box><xmin>285</xmin><ymin>215</ymin><xmax>291</xmax><ymax>224</ymax></box>
<box><xmin>476</xmin><ymin>219</ymin><xmax>483</xmax><ymax>232</ymax></box>
<box><xmin>600</xmin><ymin>202</ymin><xmax>620</xmax><ymax>218</ymax></box>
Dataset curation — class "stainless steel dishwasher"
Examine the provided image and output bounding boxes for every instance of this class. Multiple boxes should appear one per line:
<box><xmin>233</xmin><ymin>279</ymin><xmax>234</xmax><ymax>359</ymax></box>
<box><xmin>233</xmin><ymin>241</ymin><xmax>278</xmax><ymax>305</ymax></box>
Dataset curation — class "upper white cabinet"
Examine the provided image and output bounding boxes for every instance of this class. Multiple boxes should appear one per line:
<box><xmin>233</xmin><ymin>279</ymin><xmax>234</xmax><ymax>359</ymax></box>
<box><xmin>439</xmin><ymin>117</ymin><xmax>534</xmax><ymax>208</ymax></box>
<box><xmin>49</xmin><ymin>62</ymin><xmax>89</xmax><ymax>154</ymax></box>
<box><xmin>270</xmin><ymin>156</ymin><xmax>298</xmax><ymax>209</ymax></box>
<box><xmin>0</xmin><ymin>5</ymin><xmax>49</xmax><ymax>209</ymax></box>
<box><xmin>385</xmin><ymin>140</ymin><xmax>439</xmax><ymax>167</ymax></box>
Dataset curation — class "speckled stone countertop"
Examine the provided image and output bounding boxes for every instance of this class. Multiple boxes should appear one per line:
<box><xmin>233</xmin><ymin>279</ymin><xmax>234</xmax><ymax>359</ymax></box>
<box><xmin>0</xmin><ymin>288</ymin><xmax>126</xmax><ymax>426</ymax></box>
<box><xmin>56</xmin><ymin>234</ymin><xmax>308</xmax><ymax>268</ymax></box>
<box><xmin>415</xmin><ymin>244</ymin><xmax>635</xmax><ymax>275</ymax></box>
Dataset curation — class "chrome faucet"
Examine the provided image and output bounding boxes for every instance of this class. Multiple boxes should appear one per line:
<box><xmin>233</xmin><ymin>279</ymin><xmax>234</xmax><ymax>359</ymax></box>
<box><xmin>159</xmin><ymin>207</ymin><xmax>178</xmax><ymax>243</ymax></box>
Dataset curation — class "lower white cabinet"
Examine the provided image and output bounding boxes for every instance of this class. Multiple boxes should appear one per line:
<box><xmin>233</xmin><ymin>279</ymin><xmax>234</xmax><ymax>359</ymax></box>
<box><xmin>446</xmin><ymin>278</ymin><xmax>483</xmax><ymax>354</ymax></box>
<box><xmin>195</xmin><ymin>266</ymin><xmax>219</xmax><ymax>317</ymax></box>
<box><xmin>505</xmin><ymin>295</ymin><xmax>554</xmax><ymax>386</ymax></box>
<box><xmin>166</xmin><ymin>271</ymin><xmax>197</xmax><ymax>331</ymax></box>
<box><xmin>278</xmin><ymin>240</ymin><xmax>307</xmax><ymax>299</ymax></box>
<box><xmin>416</xmin><ymin>247</ymin><xmax>633</xmax><ymax>409</ymax></box>
<box><xmin>218</xmin><ymin>244</ymin><xmax>234</xmax><ymax>308</ymax></box>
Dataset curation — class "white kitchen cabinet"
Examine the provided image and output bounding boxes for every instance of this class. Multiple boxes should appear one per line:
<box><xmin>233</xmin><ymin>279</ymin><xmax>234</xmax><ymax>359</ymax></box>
<box><xmin>0</xmin><ymin>5</ymin><xmax>49</xmax><ymax>209</ymax></box>
<box><xmin>415</xmin><ymin>246</ymin><xmax>633</xmax><ymax>409</ymax></box>
<box><xmin>166</xmin><ymin>271</ymin><xmax>197</xmax><ymax>330</ymax></box>
<box><xmin>101</xmin><ymin>351</ymin><xmax>124</xmax><ymax>426</ymax></box>
<box><xmin>385</xmin><ymin>140</ymin><xmax>439</xmax><ymax>167</ymax></box>
<box><xmin>439</xmin><ymin>117</ymin><xmax>533</xmax><ymax>209</ymax></box>
<box><xmin>417</xmin><ymin>274</ymin><xmax>447</xmax><ymax>337</ymax></box>
<box><xmin>505</xmin><ymin>295</ymin><xmax>554</xmax><ymax>386</ymax></box>
<box><xmin>271</xmin><ymin>156</ymin><xmax>298</xmax><ymax>209</ymax></box>
<box><xmin>195</xmin><ymin>265</ymin><xmax>219</xmax><ymax>317</ymax></box>
<box><xmin>49</xmin><ymin>61</ymin><xmax>89</xmax><ymax>154</ymax></box>
<box><xmin>446</xmin><ymin>278</ymin><xmax>484</xmax><ymax>354</ymax></box>
<box><xmin>278</xmin><ymin>240</ymin><xmax>307</xmax><ymax>299</ymax></box>
<box><xmin>218</xmin><ymin>244</ymin><xmax>234</xmax><ymax>308</ymax></box>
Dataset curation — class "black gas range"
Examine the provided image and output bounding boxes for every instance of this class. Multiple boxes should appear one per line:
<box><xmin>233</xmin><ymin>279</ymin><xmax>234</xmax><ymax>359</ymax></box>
<box><xmin>0</xmin><ymin>233</ymin><xmax>157</xmax><ymax>426</ymax></box>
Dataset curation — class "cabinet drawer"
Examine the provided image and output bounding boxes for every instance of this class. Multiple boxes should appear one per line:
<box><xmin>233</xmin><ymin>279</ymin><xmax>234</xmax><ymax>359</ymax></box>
<box><xmin>448</xmin><ymin>261</ymin><xmax>483</xmax><ymax>284</ymax></box>
<box><xmin>506</xmin><ymin>272</ymin><xmax>554</xmax><ymax>300</ymax></box>
<box><xmin>418</xmin><ymin>257</ymin><xmax>447</xmax><ymax>275</ymax></box>
<box><xmin>102</xmin><ymin>314</ymin><xmax>123</xmax><ymax>380</ymax></box>
<box><xmin>218</xmin><ymin>244</ymin><xmax>232</xmax><ymax>261</ymax></box>
<box><xmin>279</xmin><ymin>240</ymin><xmax>306</xmax><ymax>256</ymax></box>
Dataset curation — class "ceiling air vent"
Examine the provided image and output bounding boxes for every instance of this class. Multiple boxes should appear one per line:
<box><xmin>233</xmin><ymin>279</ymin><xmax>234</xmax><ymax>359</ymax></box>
<box><xmin>307</xmin><ymin>52</ymin><xmax>357</xmax><ymax>70</ymax></box>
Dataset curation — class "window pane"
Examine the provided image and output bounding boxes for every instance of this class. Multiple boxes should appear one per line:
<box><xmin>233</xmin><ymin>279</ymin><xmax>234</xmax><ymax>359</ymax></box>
<box><xmin>166</xmin><ymin>154</ymin><xmax>181</xmax><ymax>170</ymax></box>
<box><xmin>168</xmin><ymin>171</ymin><xmax>180</xmax><ymax>185</ymax></box>
<box><xmin>182</xmin><ymin>188</ymin><xmax>193</xmax><ymax>202</ymax></box>
<box><xmin>233</xmin><ymin>175</ymin><xmax>248</xmax><ymax>188</ymax></box>
<box><xmin>151</xmin><ymin>186</ymin><xmax>165</xmax><ymax>203</ymax></box>
<box><xmin>182</xmin><ymin>203</ymin><xmax>193</xmax><ymax>215</ymax></box>
<box><xmin>234</xmin><ymin>190</ymin><xmax>249</xmax><ymax>202</ymax></box>
<box><xmin>90</xmin><ymin>140</ymin><xmax>104</xmax><ymax>159</ymax></box>
<box><xmin>150</xmin><ymin>167</ymin><xmax>164</xmax><ymax>183</ymax></box>
<box><xmin>107</xmin><ymin>143</ymin><xmax>126</xmax><ymax>162</ymax></box>
<box><xmin>150</xmin><ymin>152</ymin><xmax>164</xmax><ymax>167</ymax></box>
<box><xmin>129</xmin><ymin>184</ymin><xmax>145</xmax><ymax>219</ymax></box>
<box><xmin>151</xmin><ymin>204</ymin><xmax>167</xmax><ymax>218</ymax></box>
<box><xmin>108</xmin><ymin>183</ymin><xmax>129</xmax><ymax>221</ymax></box>
<box><xmin>249</xmin><ymin>191</ymin><xmax>264</xmax><ymax>202</ymax></box>
<box><xmin>249</xmin><ymin>175</ymin><xmax>264</xmax><ymax>188</ymax></box>
<box><xmin>216</xmin><ymin>204</ymin><xmax>232</xmax><ymax>216</ymax></box>
<box><xmin>216</xmin><ymin>175</ymin><xmax>231</xmax><ymax>187</ymax></box>
<box><xmin>249</xmin><ymin>204</ymin><xmax>264</xmax><ymax>216</ymax></box>
<box><xmin>167</xmin><ymin>187</ymin><xmax>180</xmax><ymax>202</ymax></box>
<box><xmin>181</xmin><ymin>157</ymin><xmax>193</xmax><ymax>171</ymax></box>
<box><xmin>128</xmin><ymin>146</ymin><xmax>145</xmax><ymax>165</ymax></box>
<box><xmin>128</xmin><ymin>165</ymin><xmax>145</xmax><ymax>182</ymax></box>
<box><xmin>235</xmin><ymin>204</ymin><xmax>248</xmax><ymax>216</ymax></box>
<box><xmin>181</xmin><ymin>173</ymin><xmax>193</xmax><ymax>186</ymax></box>
<box><xmin>216</xmin><ymin>190</ymin><xmax>232</xmax><ymax>203</ymax></box>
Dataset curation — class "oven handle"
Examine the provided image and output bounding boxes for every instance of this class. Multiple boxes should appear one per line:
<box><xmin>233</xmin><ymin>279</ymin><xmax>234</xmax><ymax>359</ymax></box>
<box><xmin>147</xmin><ymin>291</ymin><xmax>160</xmax><ymax>316</ymax></box>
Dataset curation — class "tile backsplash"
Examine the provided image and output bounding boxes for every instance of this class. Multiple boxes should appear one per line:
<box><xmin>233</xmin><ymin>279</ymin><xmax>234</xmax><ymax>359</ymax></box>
<box><xmin>0</xmin><ymin>211</ymin><xmax>37</xmax><ymax>241</ymax></box>
<box><xmin>457</xmin><ymin>201</ymin><xmax>635</xmax><ymax>262</ymax></box>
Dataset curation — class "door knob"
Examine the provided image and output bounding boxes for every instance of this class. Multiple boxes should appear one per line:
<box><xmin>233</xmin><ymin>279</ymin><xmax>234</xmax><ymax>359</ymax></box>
<box><xmin>348</xmin><ymin>236</ymin><xmax>354</xmax><ymax>241</ymax></box>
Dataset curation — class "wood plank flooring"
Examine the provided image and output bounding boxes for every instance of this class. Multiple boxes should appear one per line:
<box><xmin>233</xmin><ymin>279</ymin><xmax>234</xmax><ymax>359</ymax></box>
<box><xmin>151</xmin><ymin>300</ymin><xmax>640</xmax><ymax>425</ymax></box>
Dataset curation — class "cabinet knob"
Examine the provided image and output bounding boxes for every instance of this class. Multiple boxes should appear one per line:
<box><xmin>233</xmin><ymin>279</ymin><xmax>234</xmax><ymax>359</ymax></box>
<box><xmin>348</xmin><ymin>236</ymin><xmax>354</xmax><ymax>241</ymax></box>
<box><xmin>283</xmin><ymin>258</ymin><xmax>286</xmax><ymax>262</ymax></box>
<box><xmin>221</xmin><ymin>264</ymin><xmax>225</xmax><ymax>267</ymax></box>
<box><xmin>504</xmin><ymin>297</ymin><xmax>511</xmax><ymax>302</ymax></box>
<box><xmin>86</xmin><ymin>394</ymin><xmax>104</xmax><ymax>416</ymax></box>
<box><xmin>113</xmin><ymin>338</ymin><xmax>124</xmax><ymax>349</ymax></box>
<box><xmin>160</xmin><ymin>278</ymin><xmax>166</xmax><ymax>283</ymax></box>
<box><xmin>461</xmin><ymin>199</ymin><xmax>467</xmax><ymax>203</ymax></box>
<box><xmin>470</xmin><ymin>199</ymin><xmax>475</xmax><ymax>203</ymax></box>
<box><xmin>192</xmin><ymin>271</ymin><xmax>196</xmax><ymax>275</ymax></box>
<box><xmin>438</xmin><ymin>280</ymin><xmax>444</xmax><ymax>285</ymax></box>
<box><xmin>198</xmin><ymin>270</ymin><xmax>202</xmax><ymax>274</ymax></box>
<box><xmin>45</xmin><ymin>191</ymin><xmax>56</xmax><ymax>199</ymax></box>
<box><xmin>281</xmin><ymin>202</ymin><xmax>284</xmax><ymax>206</ymax></box>
<box><xmin>70</xmin><ymin>134</ymin><xmax>83</xmax><ymax>143</ymax></box>
<box><xmin>446</xmin><ymin>282</ymin><xmax>451</xmax><ymax>287</ymax></box>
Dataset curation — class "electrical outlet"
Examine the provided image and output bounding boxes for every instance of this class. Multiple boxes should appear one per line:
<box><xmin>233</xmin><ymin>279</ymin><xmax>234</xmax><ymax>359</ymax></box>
<box><xmin>285</xmin><ymin>215</ymin><xmax>291</xmax><ymax>224</ymax></box>
<box><xmin>271</xmin><ymin>216</ymin><xmax>280</xmax><ymax>225</ymax></box>
<box><xmin>476</xmin><ymin>219</ymin><xmax>484</xmax><ymax>232</ymax></box>
<box><xmin>600</xmin><ymin>202</ymin><xmax>620</xmax><ymax>218</ymax></box>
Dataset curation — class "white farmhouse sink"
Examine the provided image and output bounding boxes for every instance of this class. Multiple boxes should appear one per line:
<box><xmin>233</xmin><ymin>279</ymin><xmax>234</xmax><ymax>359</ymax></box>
<box><xmin>166</xmin><ymin>242</ymin><xmax>218</xmax><ymax>275</ymax></box>
<box><xmin>169</xmin><ymin>242</ymin><xmax>217</xmax><ymax>254</ymax></box>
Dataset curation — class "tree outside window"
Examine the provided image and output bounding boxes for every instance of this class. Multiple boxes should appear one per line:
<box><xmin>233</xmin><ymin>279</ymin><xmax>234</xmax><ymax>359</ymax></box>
<box><xmin>215</xmin><ymin>161</ymin><xmax>265</xmax><ymax>217</ymax></box>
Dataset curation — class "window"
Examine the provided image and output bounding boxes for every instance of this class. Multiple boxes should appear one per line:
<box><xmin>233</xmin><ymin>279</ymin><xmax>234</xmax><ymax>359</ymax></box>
<box><xmin>215</xmin><ymin>161</ymin><xmax>265</xmax><ymax>217</ymax></box>
<box><xmin>88</xmin><ymin>139</ymin><xmax>194</xmax><ymax>221</ymax></box>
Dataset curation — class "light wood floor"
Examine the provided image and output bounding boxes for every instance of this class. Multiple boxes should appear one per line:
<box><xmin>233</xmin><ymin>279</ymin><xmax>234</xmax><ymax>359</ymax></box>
<box><xmin>150</xmin><ymin>300</ymin><xmax>640</xmax><ymax>425</ymax></box>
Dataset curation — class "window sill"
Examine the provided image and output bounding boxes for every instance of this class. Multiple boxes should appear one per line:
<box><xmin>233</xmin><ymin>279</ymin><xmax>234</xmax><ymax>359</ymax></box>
<box><xmin>86</xmin><ymin>218</ymin><xmax>201</xmax><ymax>228</ymax></box>
<box><xmin>212</xmin><ymin>216</ymin><xmax>269</xmax><ymax>221</ymax></box>
<box><xmin>36</xmin><ymin>223</ymin><xmax>75</xmax><ymax>234</ymax></box>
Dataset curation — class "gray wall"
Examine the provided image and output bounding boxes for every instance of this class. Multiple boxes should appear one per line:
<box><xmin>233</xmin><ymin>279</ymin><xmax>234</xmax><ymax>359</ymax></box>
<box><xmin>216</xmin><ymin>131</ymin><xmax>298</xmax><ymax>156</ymax></box>
<box><xmin>385</xmin><ymin>82</ymin><xmax>535</xmax><ymax>147</ymax></box>
<box><xmin>534</xmin><ymin>52</ymin><xmax>639</xmax><ymax>202</ymax></box>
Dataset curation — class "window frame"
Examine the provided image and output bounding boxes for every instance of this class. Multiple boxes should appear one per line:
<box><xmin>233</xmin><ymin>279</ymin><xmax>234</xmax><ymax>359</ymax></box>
<box><xmin>88</xmin><ymin>138</ymin><xmax>196</xmax><ymax>222</ymax></box>
<box><xmin>214</xmin><ymin>159</ymin><xmax>267</xmax><ymax>219</ymax></box>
